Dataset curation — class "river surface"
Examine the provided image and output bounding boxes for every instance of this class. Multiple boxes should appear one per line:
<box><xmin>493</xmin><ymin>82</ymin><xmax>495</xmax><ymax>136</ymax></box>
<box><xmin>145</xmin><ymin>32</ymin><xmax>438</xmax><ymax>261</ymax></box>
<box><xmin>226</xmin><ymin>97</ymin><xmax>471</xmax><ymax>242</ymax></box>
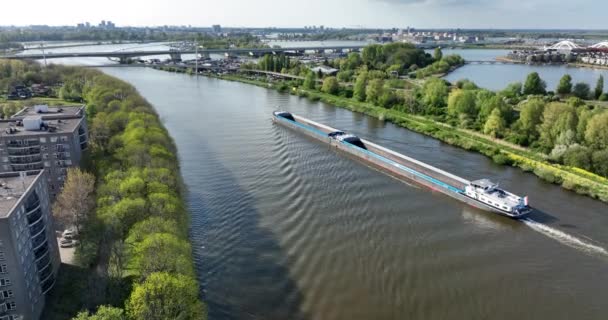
<box><xmin>97</xmin><ymin>67</ymin><xmax>608</xmax><ymax>320</ymax></box>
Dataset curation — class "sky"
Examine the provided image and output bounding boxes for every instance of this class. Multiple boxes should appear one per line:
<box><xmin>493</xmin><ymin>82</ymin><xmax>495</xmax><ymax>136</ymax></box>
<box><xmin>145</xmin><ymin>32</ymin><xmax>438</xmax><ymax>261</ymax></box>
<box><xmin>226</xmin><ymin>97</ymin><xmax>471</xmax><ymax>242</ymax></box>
<box><xmin>0</xmin><ymin>0</ymin><xmax>607</xmax><ymax>29</ymax></box>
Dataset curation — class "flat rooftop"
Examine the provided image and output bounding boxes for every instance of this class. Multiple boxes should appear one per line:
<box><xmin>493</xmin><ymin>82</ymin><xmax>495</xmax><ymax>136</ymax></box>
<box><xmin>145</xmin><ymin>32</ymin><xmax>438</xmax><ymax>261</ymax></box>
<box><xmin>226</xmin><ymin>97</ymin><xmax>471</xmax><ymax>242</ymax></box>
<box><xmin>0</xmin><ymin>172</ymin><xmax>39</xmax><ymax>218</ymax></box>
<box><xmin>0</xmin><ymin>117</ymin><xmax>83</xmax><ymax>137</ymax></box>
<box><xmin>13</xmin><ymin>105</ymin><xmax>84</xmax><ymax>119</ymax></box>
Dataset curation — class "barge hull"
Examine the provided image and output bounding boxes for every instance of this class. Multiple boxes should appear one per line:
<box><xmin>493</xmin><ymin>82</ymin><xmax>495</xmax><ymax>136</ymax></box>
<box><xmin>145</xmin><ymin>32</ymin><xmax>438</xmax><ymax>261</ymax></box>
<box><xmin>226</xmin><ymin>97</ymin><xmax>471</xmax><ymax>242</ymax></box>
<box><xmin>273</xmin><ymin>114</ymin><xmax>519</xmax><ymax>217</ymax></box>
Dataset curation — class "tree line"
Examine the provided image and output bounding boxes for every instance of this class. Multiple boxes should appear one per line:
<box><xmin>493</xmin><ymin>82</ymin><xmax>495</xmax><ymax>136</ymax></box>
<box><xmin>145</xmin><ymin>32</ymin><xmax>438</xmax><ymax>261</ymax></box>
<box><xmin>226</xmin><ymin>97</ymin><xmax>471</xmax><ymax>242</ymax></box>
<box><xmin>0</xmin><ymin>60</ymin><xmax>206</xmax><ymax>320</ymax></box>
<box><xmin>71</xmin><ymin>67</ymin><xmax>205</xmax><ymax>319</ymax></box>
<box><xmin>246</xmin><ymin>44</ymin><xmax>608</xmax><ymax>180</ymax></box>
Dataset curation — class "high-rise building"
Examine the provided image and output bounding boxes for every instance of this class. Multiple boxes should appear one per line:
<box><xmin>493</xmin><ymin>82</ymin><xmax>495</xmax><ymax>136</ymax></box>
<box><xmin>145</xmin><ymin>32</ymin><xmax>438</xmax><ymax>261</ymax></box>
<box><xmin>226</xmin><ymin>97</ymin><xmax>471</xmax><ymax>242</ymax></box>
<box><xmin>0</xmin><ymin>105</ymin><xmax>88</xmax><ymax>198</ymax></box>
<box><xmin>0</xmin><ymin>170</ymin><xmax>59</xmax><ymax>320</ymax></box>
<box><xmin>212</xmin><ymin>24</ymin><xmax>222</xmax><ymax>33</ymax></box>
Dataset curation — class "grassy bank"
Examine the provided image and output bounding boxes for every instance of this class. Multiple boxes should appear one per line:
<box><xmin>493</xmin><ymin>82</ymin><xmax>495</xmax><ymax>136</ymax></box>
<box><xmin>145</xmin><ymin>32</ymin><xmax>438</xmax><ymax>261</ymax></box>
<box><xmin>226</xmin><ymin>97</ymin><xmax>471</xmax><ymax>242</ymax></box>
<box><xmin>209</xmin><ymin>72</ymin><xmax>608</xmax><ymax>202</ymax></box>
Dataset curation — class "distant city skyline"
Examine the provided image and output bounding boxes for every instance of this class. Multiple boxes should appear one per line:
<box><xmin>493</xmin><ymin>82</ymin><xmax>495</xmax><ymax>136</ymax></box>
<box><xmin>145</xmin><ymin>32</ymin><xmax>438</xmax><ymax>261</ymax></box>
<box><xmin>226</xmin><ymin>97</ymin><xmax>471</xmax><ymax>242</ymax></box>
<box><xmin>0</xmin><ymin>0</ymin><xmax>607</xmax><ymax>29</ymax></box>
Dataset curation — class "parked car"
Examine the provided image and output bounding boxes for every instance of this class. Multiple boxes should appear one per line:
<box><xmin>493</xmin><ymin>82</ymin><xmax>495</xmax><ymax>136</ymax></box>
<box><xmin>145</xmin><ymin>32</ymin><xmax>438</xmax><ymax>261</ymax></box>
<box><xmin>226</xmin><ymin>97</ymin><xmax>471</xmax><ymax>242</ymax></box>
<box><xmin>62</xmin><ymin>229</ymin><xmax>76</xmax><ymax>239</ymax></box>
<box><xmin>59</xmin><ymin>238</ymin><xmax>75</xmax><ymax>248</ymax></box>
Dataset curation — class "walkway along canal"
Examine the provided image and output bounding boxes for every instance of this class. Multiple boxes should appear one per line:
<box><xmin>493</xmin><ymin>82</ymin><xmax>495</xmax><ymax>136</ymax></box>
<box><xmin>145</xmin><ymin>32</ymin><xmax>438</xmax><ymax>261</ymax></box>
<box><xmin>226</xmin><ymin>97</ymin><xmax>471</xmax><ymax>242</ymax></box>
<box><xmin>101</xmin><ymin>66</ymin><xmax>608</xmax><ymax>320</ymax></box>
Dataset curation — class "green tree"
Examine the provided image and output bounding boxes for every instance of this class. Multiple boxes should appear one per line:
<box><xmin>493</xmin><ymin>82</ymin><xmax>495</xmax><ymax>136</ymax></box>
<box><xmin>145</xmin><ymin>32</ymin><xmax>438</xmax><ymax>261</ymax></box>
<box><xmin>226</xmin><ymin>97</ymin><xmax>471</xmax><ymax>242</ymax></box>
<box><xmin>523</xmin><ymin>72</ymin><xmax>546</xmax><ymax>95</ymax></box>
<box><xmin>483</xmin><ymin>108</ymin><xmax>506</xmax><ymax>138</ymax></box>
<box><xmin>515</xmin><ymin>98</ymin><xmax>545</xmax><ymax>141</ymax></box>
<box><xmin>456</xmin><ymin>79</ymin><xmax>478</xmax><ymax>90</ymax></box>
<box><xmin>52</xmin><ymin>168</ymin><xmax>95</xmax><ymax>234</ymax></box>
<box><xmin>73</xmin><ymin>306</ymin><xmax>125</xmax><ymax>320</ymax></box>
<box><xmin>343</xmin><ymin>52</ymin><xmax>362</xmax><ymax>70</ymax></box>
<box><xmin>129</xmin><ymin>233</ymin><xmax>194</xmax><ymax>279</ymax></box>
<box><xmin>584</xmin><ymin>111</ymin><xmax>608</xmax><ymax>150</ymax></box>
<box><xmin>361</xmin><ymin>44</ymin><xmax>384</xmax><ymax>68</ymax></box>
<box><xmin>591</xmin><ymin>150</ymin><xmax>608</xmax><ymax>177</ymax></box>
<box><xmin>556</xmin><ymin>74</ymin><xmax>572</xmax><ymax>95</ymax></box>
<box><xmin>433</xmin><ymin>47</ymin><xmax>443</xmax><ymax>61</ymax></box>
<box><xmin>321</xmin><ymin>76</ymin><xmax>339</xmax><ymax>95</ymax></box>
<box><xmin>500</xmin><ymin>82</ymin><xmax>522</xmax><ymax>99</ymax></box>
<box><xmin>447</xmin><ymin>89</ymin><xmax>478</xmax><ymax>123</ymax></box>
<box><xmin>538</xmin><ymin>102</ymin><xmax>578</xmax><ymax>151</ymax></box>
<box><xmin>378</xmin><ymin>90</ymin><xmax>399</xmax><ymax>108</ymax></box>
<box><xmin>572</xmin><ymin>82</ymin><xmax>591</xmax><ymax>99</ymax></box>
<box><xmin>303</xmin><ymin>71</ymin><xmax>316</xmax><ymax>90</ymax></box>
<box><xmin>420</xmin><ymin>78</ymin><xmax>449</xmax><ymax>114</ymax></box>
<box><xmin>336</xmin><ymin>70</ymin><xmax>353</xmax><ymax>82</ymax></box>
<box><xmin>475</xmin><ymin>90</ymin><xmax>497</xmax><ymax>124</ymax></box>
<box><xmin>127</xmin><ymin>272</ymin><xmax>206</xmax><ymax>320</ymax></box>
<box><xmin>562</xmin><ymin>145</ymin><xmax>592</xmax><ymax>170</ymax></box>
<box><xmin>594</xmin><ymin>75</ymin><xmax>604</xmax><ymax>99</ymax></box>
<box><xmin>365</xmin><ymin>79</ymin><xmax>385</xmax><ymax>104</ymax></box>
<box><xmin>126</xmin><ymin>217</ymin><xmax>181</xmax><ymax>246</ymax></box>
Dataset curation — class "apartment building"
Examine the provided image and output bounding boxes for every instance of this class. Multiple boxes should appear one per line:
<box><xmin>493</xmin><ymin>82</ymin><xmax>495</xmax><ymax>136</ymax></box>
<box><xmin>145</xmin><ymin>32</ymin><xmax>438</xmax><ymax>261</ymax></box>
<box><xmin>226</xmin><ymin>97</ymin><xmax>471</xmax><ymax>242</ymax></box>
<box><xmin>0</xmin><ymin>105</ymin><xmax>88</xmax><ymax>198</ymax></box>
<box><xmin>0</xmin><ymin>170</ymin><xmax>59</xmax><ymax>320</ymax></box>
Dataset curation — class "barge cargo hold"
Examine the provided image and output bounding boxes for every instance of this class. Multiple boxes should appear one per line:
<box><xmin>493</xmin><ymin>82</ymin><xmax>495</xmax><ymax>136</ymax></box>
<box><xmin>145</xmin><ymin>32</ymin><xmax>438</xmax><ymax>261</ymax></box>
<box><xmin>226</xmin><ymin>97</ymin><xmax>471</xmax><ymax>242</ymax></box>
<box><xmin>272</xmin><ymin>111</ymin><xmax>532</xmax><ymax>219</ymax></box>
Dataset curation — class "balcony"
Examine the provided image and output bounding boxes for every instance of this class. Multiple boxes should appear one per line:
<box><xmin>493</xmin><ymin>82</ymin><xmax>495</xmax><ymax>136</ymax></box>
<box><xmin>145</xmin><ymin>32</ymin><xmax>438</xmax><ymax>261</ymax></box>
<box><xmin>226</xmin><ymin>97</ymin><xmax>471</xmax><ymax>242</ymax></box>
<box><xmin>33</xmin><ymin>241</ymin><xmax>49</xmax><ymax>259</ymax></box>
<box><xmin>29</xmin><ymin>218</ymin><xmax>45</xmax><ymax>237</ymax></box>
<box><xmin>41</xmin><ymin>274</ymin><xmax>56</xmax><ymax>294</ymax></box>
<box><xmin>7</xmin><ymin>140</ymin><xmax>40</xmax><ymax>148</ymax></box>
<box><xmin>9</xmin><ymin>163</ymin><xmax>43</xmax><ymax>171</ymax></box>
<box><xmin>36</xmin><ymin>252</ymin><xmax>51</xmax><ymax>271</ymax></box>
<box><xmin>25</xmin><ymin>192</ymin><xmax>40</xmax><ymax>212</ymax></box>
<box><xmin>9</xmin><ymin>156</ymin><xmax>42</xmax><ymax>165</ymax></box>
<box><xmin>38</xmin><ymin>264</ymin><xmax>52</xmax><ymax>283</ymax></box>
<box><xmin>80</xmin><ymin>142</ymin><xmax>88</xmax><ymax>151</ymax></box>
<box><xmin>27</xmin><ymin>208</ymin><xmax>43</xmax><ymax>225</ymax></box>
<box><xmin>31</xmin><ymin>230</ymin><xmax>47</xmax><ymax>249</ymax></box>
<box><xmin>7</xmin><ymin>146</ymin><xmax>41</xmax><ymax>156</ymax></box>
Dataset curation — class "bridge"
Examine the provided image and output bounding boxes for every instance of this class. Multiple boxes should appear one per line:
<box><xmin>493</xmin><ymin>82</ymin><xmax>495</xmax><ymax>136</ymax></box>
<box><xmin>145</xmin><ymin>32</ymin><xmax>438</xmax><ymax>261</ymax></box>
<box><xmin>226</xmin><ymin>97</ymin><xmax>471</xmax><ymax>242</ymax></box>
<box><xmin>465</xmin><ymin>60</ymin><xmax>524</xmax><ymax>65</ymax></box>
<box><xmin>0</xmin><ymin>45</ymin><xmax>365</xmax><ymax>64</ymax></box>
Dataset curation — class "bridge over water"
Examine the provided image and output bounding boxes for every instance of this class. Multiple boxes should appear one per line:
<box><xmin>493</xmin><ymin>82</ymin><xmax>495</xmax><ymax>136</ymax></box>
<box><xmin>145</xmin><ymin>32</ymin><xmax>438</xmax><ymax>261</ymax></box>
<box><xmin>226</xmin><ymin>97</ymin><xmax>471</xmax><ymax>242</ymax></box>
<box><xmin>0</xmin><ymin>45</ymin><xmax>366</xmax><ymax>63</ymax></box>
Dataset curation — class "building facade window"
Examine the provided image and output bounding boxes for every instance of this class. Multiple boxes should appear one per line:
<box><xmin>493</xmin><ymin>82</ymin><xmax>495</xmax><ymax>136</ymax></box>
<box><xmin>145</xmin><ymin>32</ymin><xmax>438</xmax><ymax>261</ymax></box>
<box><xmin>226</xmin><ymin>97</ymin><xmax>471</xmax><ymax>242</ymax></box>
<box><xmin>0</xmin><ymin>278</ymin><xmax>10</xmax><ymax>287</ymax></box>
<box><xmin>0</xmin><ymin>290</ymin><xmax>13</xmax><ymax>298</ymax></box>
<box><xmin>0</xmin><ymin>264</ymin><xmax>7</xmax><ymax>274</ymax></box>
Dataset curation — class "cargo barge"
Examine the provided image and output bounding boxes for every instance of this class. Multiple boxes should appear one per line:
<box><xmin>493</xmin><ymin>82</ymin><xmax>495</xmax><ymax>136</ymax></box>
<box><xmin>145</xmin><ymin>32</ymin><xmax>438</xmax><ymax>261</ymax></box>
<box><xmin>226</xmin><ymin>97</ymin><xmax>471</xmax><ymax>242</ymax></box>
<box><xmin>272</xmin><ymin>111</ymin><xmax>532</xmax><ymax>218</ymax></box>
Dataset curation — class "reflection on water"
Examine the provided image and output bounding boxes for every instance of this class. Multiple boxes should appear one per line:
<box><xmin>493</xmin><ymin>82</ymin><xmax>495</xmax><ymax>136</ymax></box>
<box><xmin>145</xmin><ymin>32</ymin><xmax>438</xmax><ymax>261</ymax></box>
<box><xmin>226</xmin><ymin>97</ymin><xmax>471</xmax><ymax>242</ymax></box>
<box><xmin>460</xmin><ymin>206</ymin><xmax>516</xmax><ymax>232</ymax></box>
<box><xmin>98</xmin><ymin>67</ymin><xmax>608</xmax><ymax>320</ymax></box>
<box><xmin>445</xmin><ymin>64</ymin><xmax>608</xmax><ymax>91</ymax></box>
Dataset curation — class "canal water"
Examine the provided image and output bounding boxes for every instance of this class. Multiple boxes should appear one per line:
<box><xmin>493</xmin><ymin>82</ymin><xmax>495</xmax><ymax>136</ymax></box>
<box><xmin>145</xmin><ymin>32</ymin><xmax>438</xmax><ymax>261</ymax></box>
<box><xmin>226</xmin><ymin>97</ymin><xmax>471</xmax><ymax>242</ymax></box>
<box><xmin>99</xmin><ymin>67</ymin><xmax>608</xmax><ymax>320</ymax></box>
<box><xmin>445</xmin><ymin>63</ymin><xmax>608</xmax><ymax>92</ymax></box>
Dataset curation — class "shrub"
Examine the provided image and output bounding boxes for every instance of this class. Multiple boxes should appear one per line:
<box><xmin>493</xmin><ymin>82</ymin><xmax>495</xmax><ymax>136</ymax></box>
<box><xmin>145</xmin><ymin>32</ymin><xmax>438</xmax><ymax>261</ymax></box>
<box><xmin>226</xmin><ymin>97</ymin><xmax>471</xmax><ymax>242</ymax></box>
<box><xmin>492</xmin><ymin>153</ymin><xmax>513</xmax><ymax>165</ymax></box>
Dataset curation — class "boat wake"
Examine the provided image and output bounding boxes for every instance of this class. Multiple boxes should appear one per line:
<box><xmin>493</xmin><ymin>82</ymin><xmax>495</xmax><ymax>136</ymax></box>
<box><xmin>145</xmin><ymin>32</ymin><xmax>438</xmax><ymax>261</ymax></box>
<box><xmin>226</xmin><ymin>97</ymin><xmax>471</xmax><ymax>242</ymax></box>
<box><xmin>523</xmin><ymin>218</ymin><xmax>608</xmax><ymax>258</ymax></box>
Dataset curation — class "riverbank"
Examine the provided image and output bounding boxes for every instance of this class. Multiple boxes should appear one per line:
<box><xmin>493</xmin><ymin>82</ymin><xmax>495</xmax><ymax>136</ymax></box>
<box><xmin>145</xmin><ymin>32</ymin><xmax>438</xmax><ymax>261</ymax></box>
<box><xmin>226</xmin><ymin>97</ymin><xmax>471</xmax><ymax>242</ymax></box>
<box><xmin>203</xmin><ymin>71</ymin><xmax>608</xmax><ymax>203</ymax></box>
<box><xmin>35</xmin><ymin>65</ymin><xmax>206</xmax><ymax>319</ymax></box>
<box><xmin>569</xmin><ymin>62</ymin><xmax>608</xmax><ymax>71</ymax></box>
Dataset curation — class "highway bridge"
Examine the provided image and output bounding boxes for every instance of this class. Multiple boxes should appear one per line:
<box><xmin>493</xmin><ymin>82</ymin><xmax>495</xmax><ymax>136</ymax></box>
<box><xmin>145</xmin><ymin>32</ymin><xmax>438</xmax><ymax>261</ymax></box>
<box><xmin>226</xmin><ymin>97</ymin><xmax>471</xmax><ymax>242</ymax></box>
<box><xmin>0</xmin><ymin>45</ymin><xmax>366</xmax><ymax>63</ymax></box>
<box><xmin>465</xmin><ymin>60</ymin><xmax>524</xmax><ymax>65</ymax></box>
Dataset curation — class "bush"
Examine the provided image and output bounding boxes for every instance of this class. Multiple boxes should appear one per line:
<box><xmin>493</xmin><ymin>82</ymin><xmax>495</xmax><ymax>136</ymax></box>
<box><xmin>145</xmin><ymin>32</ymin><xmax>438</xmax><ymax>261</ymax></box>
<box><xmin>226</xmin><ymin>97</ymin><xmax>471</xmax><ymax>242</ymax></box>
<box><xmin>534</xmin><ymin>167</ymin><xmax>563</xmax><ymax>184</ymax></box>
<box><xmin>492</xmin><ymin>153</ymin><xmax>513</xmax><ymax>165</ymax></box>
<box><xmin>562</xmin><ymin>145</ymin><xmax>592</xmax><ymax>171</ymax></box>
